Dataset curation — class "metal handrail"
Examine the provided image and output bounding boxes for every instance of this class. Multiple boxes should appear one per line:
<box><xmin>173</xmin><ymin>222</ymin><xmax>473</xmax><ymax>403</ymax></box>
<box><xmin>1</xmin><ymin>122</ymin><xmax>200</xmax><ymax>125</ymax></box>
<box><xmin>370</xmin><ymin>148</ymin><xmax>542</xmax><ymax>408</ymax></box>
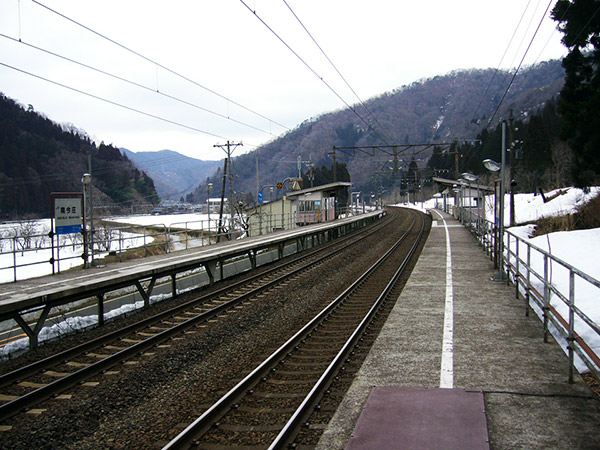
<box><xmin>453</xmin><ymin>204</ymin><xmax>600</xmax><ymax>383</ymax></box>
<box><xmin>0</xmin><ymin>223</ymin><xmax>165</xmax><ymax>282</ymax></box>
<box><xmin>1</xmin><ymin>206</ymin><xmax>375</xmax><ymax>283</ymax></box>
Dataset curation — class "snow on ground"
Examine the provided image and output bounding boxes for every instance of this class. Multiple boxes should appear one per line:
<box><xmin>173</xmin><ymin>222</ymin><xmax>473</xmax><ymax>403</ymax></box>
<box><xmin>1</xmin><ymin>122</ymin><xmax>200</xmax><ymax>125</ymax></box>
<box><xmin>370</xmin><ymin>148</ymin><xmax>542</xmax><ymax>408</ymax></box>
<box><xmin>0</xmin><ymin>218</ymin><xmax>150</xmax><ymax>284</ymax></box>
<box><xmin>391</xmin><ymin>202</ymin><xmax>429</xmax><ymax>214</ymax></box>
<box><xmin>1</xmin><ymin>290</ymin><xmax>177</xmax><ymax>359</ymax></box>
<box><xmin>0</xmin><ymin>213</ymin><xmax>221</xmax><ymax>284</ymax></box>
<box><xmin>509</xmin><ymin>225</ymin><xmax>600</xmax><ymax>372</ymax></box>
<box><xmin>0</xmin><ymin>212</ymin><xmax>225</xmax><ymax>358</ymax></box>
<box><xmin>497</xmin><ymin>187</ymin><xmax>600</xmax><ymax>225</ymax></box>
<box><xmin>106</xmin><ymin>213</ymin><xmax>221</xmax><ymax>230</ymax></box>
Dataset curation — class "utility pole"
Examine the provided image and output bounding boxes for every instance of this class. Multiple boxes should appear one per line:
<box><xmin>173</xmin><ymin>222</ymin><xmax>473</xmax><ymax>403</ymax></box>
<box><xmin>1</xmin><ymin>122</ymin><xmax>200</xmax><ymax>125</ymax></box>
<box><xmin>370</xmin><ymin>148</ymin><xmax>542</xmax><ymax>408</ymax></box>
<box><xmin>88</xmin><ymin>153</ymin><xmax>95</xmax><ymax>266</ymax></box>
<box><xmin>217</xmin><ymin>157</ymin><xmax>228</xmax><ymax>243</ymax></box>
<box><xmin>256</xmin><ymin>149</ymin><xmax>260</xmax><ymax>201</ymax></box>
<box><xmin>508</xmin><ymin>109</ymin><xmax>516</xmax><ymax>226</ymax></box>
<box><xmin>214</xmin><ymin>141</ymin><xmax>243</xmax><ymax>240</ymax></box>
<box><xmin>332</xmin><ymin>147</ymin><xmax>337</xmax><ymax>182</ymax></box>
<box><xmin>452</xmin><ymin>140</ymin><xmax>459</xmax><ymax>180</ymax></box>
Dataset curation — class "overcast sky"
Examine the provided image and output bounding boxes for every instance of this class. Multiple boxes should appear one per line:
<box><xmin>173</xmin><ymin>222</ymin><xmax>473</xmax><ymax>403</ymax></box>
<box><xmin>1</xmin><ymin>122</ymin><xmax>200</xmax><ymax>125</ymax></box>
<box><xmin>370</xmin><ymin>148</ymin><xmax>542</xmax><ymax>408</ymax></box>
<box><xmin>0</xmin><ymin>0</ymin><xmax>567</xmax><ymax>160</ymax></box>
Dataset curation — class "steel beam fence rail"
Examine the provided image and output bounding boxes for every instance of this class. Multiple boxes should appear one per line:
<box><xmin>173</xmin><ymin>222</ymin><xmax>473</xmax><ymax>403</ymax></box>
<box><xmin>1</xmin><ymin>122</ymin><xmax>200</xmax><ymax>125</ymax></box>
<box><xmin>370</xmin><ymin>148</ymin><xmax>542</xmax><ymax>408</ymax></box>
<box><xmin>452</xmin><ymin>203</ymin><xmax>600</xmax><ymax>383</ymax></box>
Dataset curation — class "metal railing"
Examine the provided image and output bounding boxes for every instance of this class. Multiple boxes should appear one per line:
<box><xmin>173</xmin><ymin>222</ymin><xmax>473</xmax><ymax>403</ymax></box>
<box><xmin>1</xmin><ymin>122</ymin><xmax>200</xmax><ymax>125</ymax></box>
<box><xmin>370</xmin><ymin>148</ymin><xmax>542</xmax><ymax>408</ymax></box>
<box><xmin>0</xmin><ymin>223</ymin><xmax>168</xmax><ymax>283</ymax></box>
<box><xmin>1</xmin><ymin>206</ymin><xmax>375</xmax><ymax>283</ymax></box>
<box><xmin>453</xmin><ymin>204</ymin><xmax>600</xmax><ymax>383</ymax></box>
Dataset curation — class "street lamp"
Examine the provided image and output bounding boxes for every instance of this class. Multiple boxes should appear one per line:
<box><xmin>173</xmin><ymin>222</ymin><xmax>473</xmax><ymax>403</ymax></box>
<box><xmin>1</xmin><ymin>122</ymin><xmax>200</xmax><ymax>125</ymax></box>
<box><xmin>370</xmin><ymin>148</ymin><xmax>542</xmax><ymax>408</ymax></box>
<box><xmin>207</xmin><ymin>183</ymin><xmax>213</xmax><ymax>234</ymax></box>
<box><xmin>457</xmin><ymin>178</ymin><xmax>468</xmax><ymax>225</ymax></box>
<box><xmin>81</xmin><ymin>173</ymin><xmax>91</xmax><ymax>268</ymax></box>
<box><xmin>483</xmin><ymin>120</ymin><xmax>507</xmax><ymax>281</ymax></box>
<box><xmin>462</xmin><ymin>172</ymin><xmax>480</xmax><ymax>233</ymax></box>
<box><xmin>483</xmin><ymin>159</ymin><xmax>501</xmax><ymax>172</ymax></box>
<box><xmin>452</xmin><ymin>184</ymin><xmax>461</xmax><ymax>219</ymax></box>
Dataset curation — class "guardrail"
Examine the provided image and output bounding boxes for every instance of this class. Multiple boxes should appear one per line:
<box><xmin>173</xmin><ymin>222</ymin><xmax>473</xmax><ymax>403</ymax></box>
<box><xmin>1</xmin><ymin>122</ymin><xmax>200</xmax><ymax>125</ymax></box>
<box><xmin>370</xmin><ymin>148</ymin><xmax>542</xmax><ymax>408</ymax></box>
<box><xmin>452</xmin><ymin>204</ymin><xmax>600</xmax><ymax>383</ymax></box>
<box><xmin>0</xmin><ymin>207</ymin><xmax>375</xmax><ymax>283</ymax></box>
<box><xmin>0</xmin><ymin>223</ymin><xmax>168</xmax><ymax>283</ymax></box>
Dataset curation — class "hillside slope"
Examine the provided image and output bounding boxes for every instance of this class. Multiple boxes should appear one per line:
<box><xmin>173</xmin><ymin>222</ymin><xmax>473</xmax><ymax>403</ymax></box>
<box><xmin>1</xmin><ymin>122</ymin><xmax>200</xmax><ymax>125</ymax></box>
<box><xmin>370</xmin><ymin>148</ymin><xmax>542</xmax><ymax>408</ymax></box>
<box><xmin>189</xmin><ymin>60</ymin><xmax>564</xmax><ymax>202</ymax></box>
<box><xmin>0</xmin><ymin>94</ymin><xmax>160</xmax><ymax>218</ymax></box>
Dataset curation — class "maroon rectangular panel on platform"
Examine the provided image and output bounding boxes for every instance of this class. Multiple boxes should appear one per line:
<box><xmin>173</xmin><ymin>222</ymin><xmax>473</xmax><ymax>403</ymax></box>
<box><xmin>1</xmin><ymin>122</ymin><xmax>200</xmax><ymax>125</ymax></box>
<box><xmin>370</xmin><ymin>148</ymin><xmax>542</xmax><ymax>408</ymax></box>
<box><xmin>346</xmin><ymin>386</ymin><xmax>489</xmax><ymax>450</ymax></box>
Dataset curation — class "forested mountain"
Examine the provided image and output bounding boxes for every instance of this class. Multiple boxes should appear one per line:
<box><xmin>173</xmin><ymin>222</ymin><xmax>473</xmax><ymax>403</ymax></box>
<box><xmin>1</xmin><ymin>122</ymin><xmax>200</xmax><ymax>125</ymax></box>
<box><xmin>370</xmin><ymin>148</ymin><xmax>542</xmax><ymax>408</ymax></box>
<box><xmin>552</xmin><ymin>0</ymin><xmax>600</xmax><ymax>188</ymax></box>
<box><xmin>0</xmin><ymin>59</ymin><xmax>568</xmax><ymax>218</ymax></box>
<box><xmin>0</xmin><ymin>94</ymin><xmax>159</xmax><ymax>219</ymax></box>
<box><xmin>120</xmin><ymin>149</ymin><xmax>221</xmax><ymax>200</ymax></box>
<box><xmin>427</xmin><ymin>99</ymin><xmax>572</xmax><ymax>193</ymax></box>
<box><xmin>188</xmin><ymin>60</ymin><xmax>565</xmax><ymax>204</ymax></box>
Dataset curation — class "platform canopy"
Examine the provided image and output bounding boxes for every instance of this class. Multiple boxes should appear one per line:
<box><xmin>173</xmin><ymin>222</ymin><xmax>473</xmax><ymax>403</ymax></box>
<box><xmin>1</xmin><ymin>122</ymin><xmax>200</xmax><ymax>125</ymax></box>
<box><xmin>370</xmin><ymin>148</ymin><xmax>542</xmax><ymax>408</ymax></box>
<box><xmin>285</xmin><ymin>181</ymin><xmax>353</xmax><ymax>199</ymax></box>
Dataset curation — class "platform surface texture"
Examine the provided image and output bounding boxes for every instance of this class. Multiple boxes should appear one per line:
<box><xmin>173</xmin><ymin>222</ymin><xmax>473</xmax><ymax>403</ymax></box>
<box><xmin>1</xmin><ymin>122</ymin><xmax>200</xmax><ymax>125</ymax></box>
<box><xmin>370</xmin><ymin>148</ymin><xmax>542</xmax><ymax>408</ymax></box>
<box><xmin>317</xmin><ymin>209</ymin><xmax>600</xmax><ymax>450</ymax></box>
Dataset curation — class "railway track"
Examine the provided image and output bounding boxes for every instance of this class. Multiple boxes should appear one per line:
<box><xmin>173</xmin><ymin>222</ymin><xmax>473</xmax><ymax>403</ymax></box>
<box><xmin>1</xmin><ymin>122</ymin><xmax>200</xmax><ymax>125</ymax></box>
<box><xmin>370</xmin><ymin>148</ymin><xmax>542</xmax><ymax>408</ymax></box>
<box><xmin>0</xmin><ymin>209</ymin><xmax>396</xmax><ymax>425</ymax></box>
<box><xmin>163</xmin><ymin>208</ymin><xmax>427</xmax><ymax>449</ymax></box>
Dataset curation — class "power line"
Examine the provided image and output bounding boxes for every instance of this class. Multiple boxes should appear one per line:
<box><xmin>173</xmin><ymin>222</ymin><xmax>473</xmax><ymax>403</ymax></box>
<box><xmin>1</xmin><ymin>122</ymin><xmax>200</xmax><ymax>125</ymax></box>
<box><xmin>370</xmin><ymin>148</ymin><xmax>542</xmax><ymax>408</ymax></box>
<box><xmin>0</xmin><ymin>33</ymin><xmax>278</xmax><ymax>138</ymax></box>
<box><xmin>507</xmin><ymin>0</ymin><xmax>547</xmax><ymax>70</ymax></box>
<box><xmin>469</xmin><ymin>0</ymin><xmax>535</xmax><ymax>124</ymax></box>
<box><xmin>487</xmin><ymin>0</ymin><xmax>548</xmax><ymax>108</ymax></box>
<box><xmin>238</xmin><ymin>0</ymin><xmax>390</xmax><ymax>145</ymax></box>
<box><xmin>0</xmin><ymin>61</ymin><xmax>228</xmax><ymax>139</ymax></box>
<box><xmin>509</xmin><ymin>3</ymin><xmax>575</xmax><ymax>95</ymax></box>
<box><xmin>30</xmin><ymin>0</ymin><xmax>291</xmax><ymax>132</ymax></box>
<box><xmin>487</xmin><ymin>0</ymin><xmax>555</xmax><ymax>127</ymax></box>
<box><xmin>281</xmin><ymin>0</ymin><xmax>393</xmax><ymax>144</ymax></box>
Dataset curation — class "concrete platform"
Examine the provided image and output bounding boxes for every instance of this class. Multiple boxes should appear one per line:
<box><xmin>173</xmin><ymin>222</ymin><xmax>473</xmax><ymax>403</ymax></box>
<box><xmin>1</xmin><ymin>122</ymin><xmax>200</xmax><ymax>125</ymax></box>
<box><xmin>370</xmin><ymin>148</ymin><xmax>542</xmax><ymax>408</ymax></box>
<box><xmin>0</xmin><ymin>211</ymin><xmax>383</xmax><ymax>348</ymax></box>
<box><xmin>317</xmin><ymin>209</ymin><xmax>600</xmax><ymax>450</ymax></box>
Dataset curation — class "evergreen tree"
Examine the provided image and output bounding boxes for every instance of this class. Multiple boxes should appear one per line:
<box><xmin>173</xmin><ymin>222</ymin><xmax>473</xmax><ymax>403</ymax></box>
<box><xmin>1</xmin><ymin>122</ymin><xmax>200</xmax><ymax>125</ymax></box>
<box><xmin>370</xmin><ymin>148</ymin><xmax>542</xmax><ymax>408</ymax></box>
<box><xmin>552</xmin><ymin>0</ymin><xmax>600</xmax><ymax>186</ymax></box>
<box><xmin>522</xmin><ymin>115</ymin><xmax>552</xmax><ymax>192</ymax></box>
<box><xmin>0</xmin><ymin>94</ymin><xmax>160</xmax><ymax>217</ymax></box>
<box><xmin>426</xmin><ymin>146</ymin><xmax>453</xmax><ymax>177</ymax></box>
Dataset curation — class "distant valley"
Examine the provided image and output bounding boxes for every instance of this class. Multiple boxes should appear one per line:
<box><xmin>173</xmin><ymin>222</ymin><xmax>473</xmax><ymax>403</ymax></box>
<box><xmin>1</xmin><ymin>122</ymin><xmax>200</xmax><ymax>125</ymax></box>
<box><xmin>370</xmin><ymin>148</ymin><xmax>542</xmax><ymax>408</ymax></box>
<box><xmin>120</xmin><ymin>149</ymin><xmax>222</xmax><ymax>200</ymax></box>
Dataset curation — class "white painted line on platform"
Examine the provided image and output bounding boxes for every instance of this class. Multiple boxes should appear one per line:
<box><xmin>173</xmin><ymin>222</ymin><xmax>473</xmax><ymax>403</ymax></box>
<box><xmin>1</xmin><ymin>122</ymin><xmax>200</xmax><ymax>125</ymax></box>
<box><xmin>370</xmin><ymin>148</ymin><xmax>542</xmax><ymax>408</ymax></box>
<box><xmin>432</xmin><ymin>210</ymin><xmax>454</xmax><ymax>388</ymax></box>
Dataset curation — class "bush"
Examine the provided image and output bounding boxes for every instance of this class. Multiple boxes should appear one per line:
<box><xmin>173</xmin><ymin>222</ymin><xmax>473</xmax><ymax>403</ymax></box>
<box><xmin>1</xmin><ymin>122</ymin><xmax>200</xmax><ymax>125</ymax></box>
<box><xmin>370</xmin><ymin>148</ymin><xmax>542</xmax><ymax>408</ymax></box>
<box><xmin>574</xmin><ymin>193</ymin><xmax>600</xmax><ymax>230</ymax></box>
<box><xmin>532</xmin><ymin>191</ymin><xmax>600</xmax><ymax>236</ymax></box>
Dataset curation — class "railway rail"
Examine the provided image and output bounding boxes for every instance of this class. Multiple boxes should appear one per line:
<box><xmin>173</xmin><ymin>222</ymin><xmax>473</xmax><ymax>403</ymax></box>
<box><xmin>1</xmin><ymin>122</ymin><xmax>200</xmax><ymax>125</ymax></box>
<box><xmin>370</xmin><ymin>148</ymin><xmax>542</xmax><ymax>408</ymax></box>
<box><xmin>0</xmin><ymin>209</ymin><xmax>397</xmax><ymax>425</ymax></box>
<box><xmin>163</xmin><ymin>208</ymin><xmax>427</xmax><ymax>449</ymax></box>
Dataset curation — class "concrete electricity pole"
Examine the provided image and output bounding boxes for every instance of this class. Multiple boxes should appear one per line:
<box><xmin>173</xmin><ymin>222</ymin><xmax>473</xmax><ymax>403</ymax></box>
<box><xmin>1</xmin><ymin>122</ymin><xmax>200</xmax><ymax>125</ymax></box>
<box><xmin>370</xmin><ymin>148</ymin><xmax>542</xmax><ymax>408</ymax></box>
<box><xmin>214</xmin><ymin>141</ymin><xmax>243</xmax><ymax>239</ymax></box>
<box><xmin>508</xmin><ymin>109</ymin><xmax>516</xmax><ymax>227</ymax></box>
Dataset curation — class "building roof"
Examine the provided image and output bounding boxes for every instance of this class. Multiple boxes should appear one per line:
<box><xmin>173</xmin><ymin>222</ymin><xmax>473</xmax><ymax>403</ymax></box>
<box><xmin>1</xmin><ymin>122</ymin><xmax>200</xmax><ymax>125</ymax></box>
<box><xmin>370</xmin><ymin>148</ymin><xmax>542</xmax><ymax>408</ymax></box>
<box><xmin>244</xmin><ymin>196</ymin><xmax>293</xmax><ymax>214</ymax></box>
<box><xmin>285</xmin><ymin>181</ymin><xmax>353</xmax><ymax>198</ymax></box>
<box><xmin>432</xmin><ymin>177</ymin><xmax>493</xmax><ymax>192</ymax></box>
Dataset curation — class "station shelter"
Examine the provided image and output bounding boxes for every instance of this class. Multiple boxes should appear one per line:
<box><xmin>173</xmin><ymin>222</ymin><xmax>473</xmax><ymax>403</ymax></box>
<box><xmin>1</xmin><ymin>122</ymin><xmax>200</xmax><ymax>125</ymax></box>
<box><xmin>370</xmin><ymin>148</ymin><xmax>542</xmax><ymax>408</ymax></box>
<box><xmin>245</xmin><ymin>197</ymin><xmax>295</xmax><ymax>237</ymax></box>
<box><xmin>432</xmin><ymin>176</ymin><xmax>491</xmax><ymax>219</ymax></box>
<box><xmin>244</xmin><ymin>182</ymin><xmax>353</xmax><ymax>237</ymax></box>
<box><xmin>286</xmin><ymin>181</ymin><xmax>352</xmax><ymax>226</ymax></box>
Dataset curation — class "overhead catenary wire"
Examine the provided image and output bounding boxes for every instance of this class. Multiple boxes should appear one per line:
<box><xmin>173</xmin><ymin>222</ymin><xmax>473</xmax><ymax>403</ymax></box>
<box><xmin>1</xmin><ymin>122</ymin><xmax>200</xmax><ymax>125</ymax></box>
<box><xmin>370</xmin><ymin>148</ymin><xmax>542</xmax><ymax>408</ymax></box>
<box><xmin>238</xmin><ymin>0</ymin><xmax>390</xmax><ymax>146</ymax></box>
<box><xmin>281</xmin><ymin>0</ymin><xmax>394</xmax><ymax>144</ymax></box>
<box><xmin>30</xmin><ymin>0</ymin><xmax>291</xmax><ymax>133</ymax></box>
<box><xmin>0</xmin><ymin>33</ymin><xmax>278</xmax><ymax>138</ymax></box>
<box><xmin>487</xmin><ymin>0</ymin><xmax>555</xmax><ymax>127</ymax></box>
<box><xmin>0</xmin><ymin>61</ymin><xmax>229</xmax><ymax>139</ymax></box>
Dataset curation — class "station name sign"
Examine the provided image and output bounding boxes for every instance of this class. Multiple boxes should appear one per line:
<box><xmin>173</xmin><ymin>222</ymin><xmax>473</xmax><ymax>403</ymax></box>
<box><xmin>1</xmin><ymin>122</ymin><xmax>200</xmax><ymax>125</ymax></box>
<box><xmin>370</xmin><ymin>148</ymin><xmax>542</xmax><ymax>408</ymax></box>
<box><xmin>51</xmin><ymin>194</ymin><xmax>83</xmax><ymax>235</ymax></box>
